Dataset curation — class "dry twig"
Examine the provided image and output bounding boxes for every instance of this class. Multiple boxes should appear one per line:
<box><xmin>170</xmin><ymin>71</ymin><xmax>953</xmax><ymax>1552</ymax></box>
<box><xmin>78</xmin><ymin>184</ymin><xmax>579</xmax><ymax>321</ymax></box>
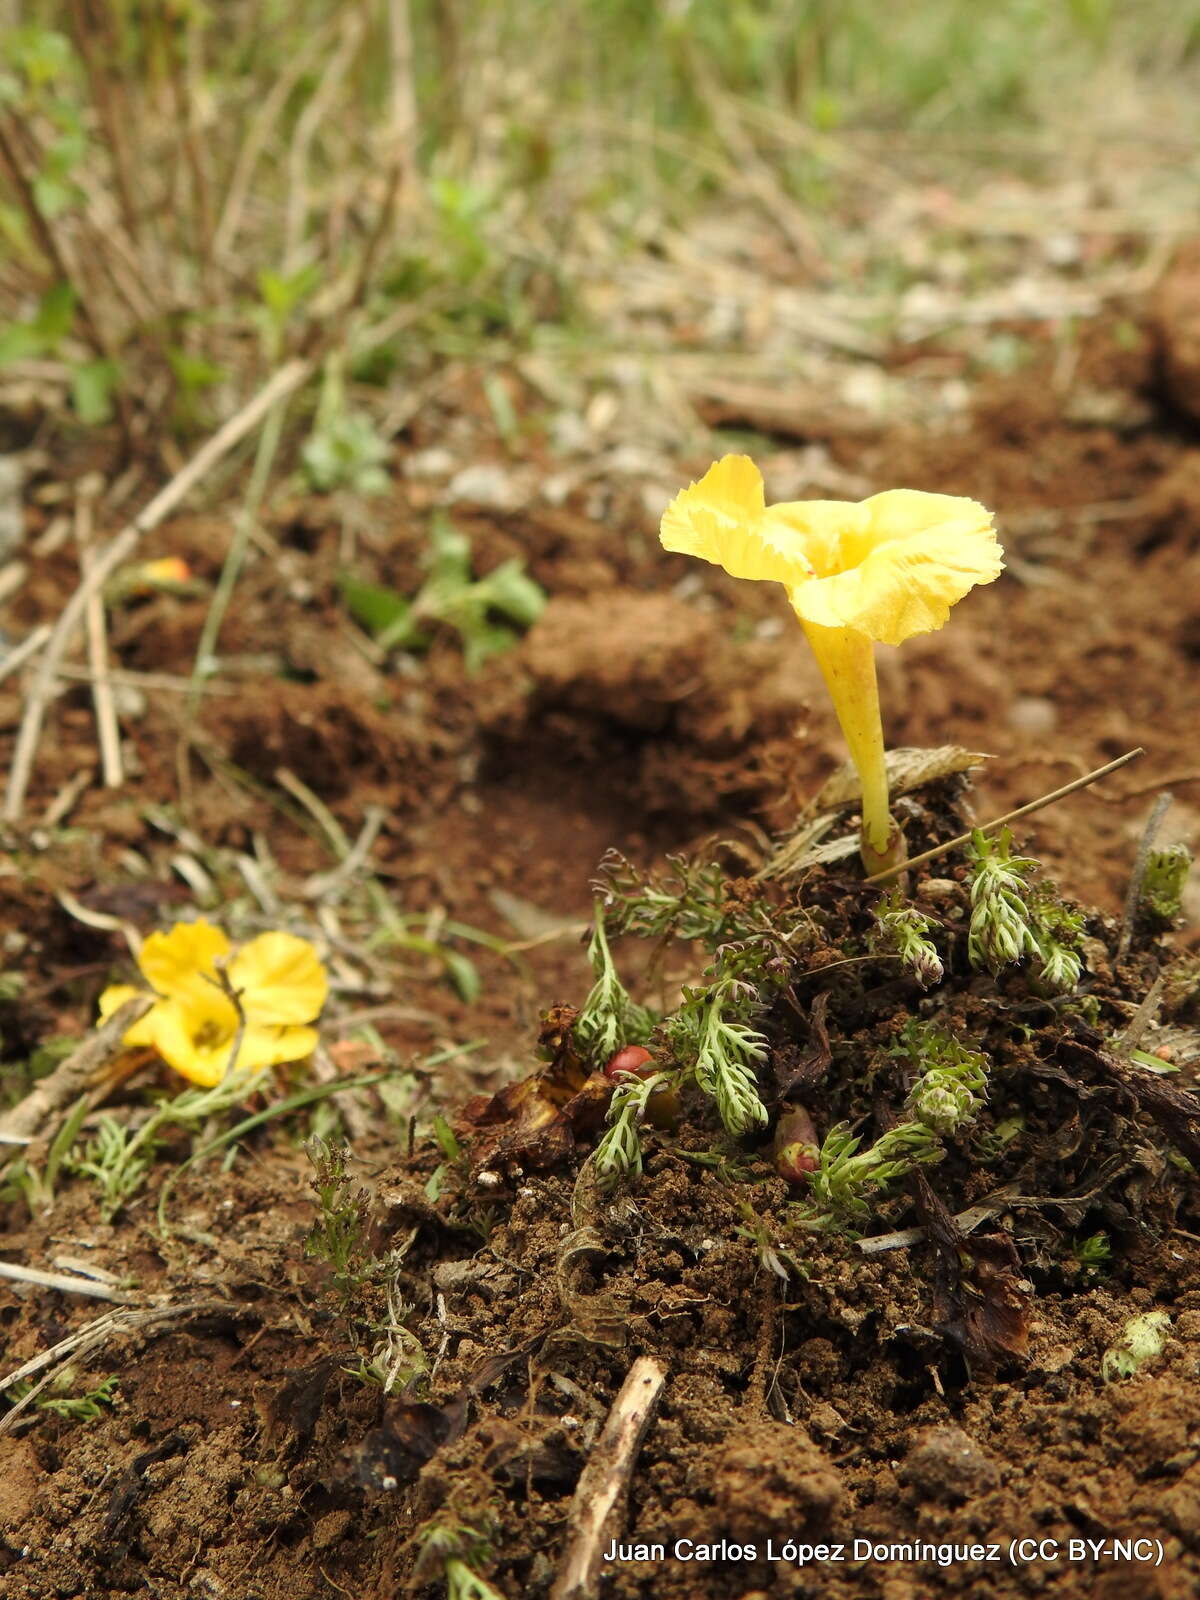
<box><xmin>0</xmin><ymin>994</ymin><xmax>150</xmax><ymax>1153</ymax></box>
<box><xmin>865</xmin><ymin>748</ymin><xmax>1145</xmax><ymax>887</ymax></box>
<box><xmin>0</xmin><ymin>1298</ymin><xmax>255</xmax><ymax>1437</ymax></box>
<box><xmin>76</xmin><ymin>476</ymin><xmax>123</xmax><ymax>789</ymax></box>
<box><xmin>0</xmin><ymin>1260</ymin><xmax>139</xmax><ymax>1305</ymax></box>
<box><xmin>550</xmin><ymin>1356</ymin><xmax>667</xmax><ymax>1600</ymax></box>
<box><xmin>0</xmin><ymin>625</ymin><xmax>51</xmax><ymax>687</ymax></box>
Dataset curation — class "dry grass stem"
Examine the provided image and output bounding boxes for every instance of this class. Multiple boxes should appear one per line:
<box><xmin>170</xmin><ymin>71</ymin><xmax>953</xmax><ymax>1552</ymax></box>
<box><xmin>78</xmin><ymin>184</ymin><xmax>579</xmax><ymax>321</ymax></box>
<box><xmin>42</xmin><ymin>768</ymin><xmax>96</xmax><ymax>828</ymax></box>
<box><xmin>301</xmin><ymin>806</ymin><xmax>387</xmax><ymax>903</ymax></box>
<box><xmin>0</xmin><ymin>561</ymin><xmax>28</xmax><ymax>605</ymax></box>
<box><xmin>0</xmin><ymin>1260</ymin><xmax>139</xmax><ymax>1305</ymax></box>
<box><xmin>76</xmin><ymin>477</ymin><xmax>123</xmax><ymax>789</ymax></box>
<box><xmin>387</xmin><ymin>0</ymin><xmax>422</xmax><ymax>205</ymax></box>
<box><xmin>865</xmin><ymin>748</ymin><xmax>1146</xmax><ymax>887</ymax></box>
<box><xmin>0</xmin><ymin>624</ymin><xmax>51</xmax><ymax>687</ymax></box>
<box><xmin>284</xmin><ymin>11</ymin><xmax>365</xmax><ymax>271</ymax></box>
<box><xmin>213</xmin><ymin>21</ymin><xmax>335</xmax><ymax>262</ymax></box>
<box><xmin>3</xmin><ymin>355</ymin><xmax>314</xmax><ymax>821</ymax></box>
<box><xmin>1118</xmin><ymin>974</ymin><xmax>1167</xmax><ymax>1055</ymax></box>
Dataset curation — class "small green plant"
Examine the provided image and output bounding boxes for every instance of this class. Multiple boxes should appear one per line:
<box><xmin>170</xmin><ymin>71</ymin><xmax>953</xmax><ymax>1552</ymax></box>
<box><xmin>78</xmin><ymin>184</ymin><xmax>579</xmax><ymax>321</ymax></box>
<box><xmin>966</xmin><ymin>829</ymin><xmax>1083</xmax><ymax>992</ymax></box>
<box><xmin>806</xmin><ymin>1119</ymin><xmax>943</xmax><ymax>1221</ymax></box>
<box><xmin>64</xmin><ymin>1116</ymin><xmax>159</xmax><ymax>1223</ymax></box>
<box><xmin>413</xmin><ymin>1513</ymin><xmax>506</xmax><ymax>1600</ymax></box>
<box><xmin>5</xmin><ymin>1370</ymin><xmax>118</xmax><ymax>1423</ymax></box>
<box><xmin>967</xmin><ymin>828</ymin><xmax>1040</xmax><ymax>972</ymax></box>
<box><xmin>736</xmin><ymin>1204</ymin><xmax>807</xmax><ymax>1282</ymax></box>
<box><xmin>973</xmin><ymin>1113</ymin><xmax>1025</xmax><ymax>1163</ymax></box>
<box><xmin>340</xmin><ymin>513</ymin><xmax>546</xmax><ymax>674</ymax></box>
<box><xmin>591</xmin><ymin>1069</ymin><xmax>674</xmax><ymax>1190</ymax></box>
<box><xmin>1027</xmin><ymin>885</ymin><xmax>1085</xmax><ymax>993</ymax></box>
<box><xmin>349</xmin><ymin>1275</ymin><xmax>429</xmax><ymax>1395</ymax></box>
<box><xmin>1073</xmin><ymin>1232</ymin><xmax>1111</xmax><ymax>1272</ymax></box>
<box><xmin>305</xmin><ymin>1138</ymin><xmax>373</xmax><ymax>1311</ymax></box>
<box><xmin>895</xmin><ymin>1021</ymin><xmax>989</xmax><ymax>1135</ymax></box>
<box><xmin>1101</xmin><ymin>1310</ymin><xmax>1170</xmax><ymax>1382</ymax></box>
<box><xmin>594</xmin><ymin>849</ymin><xmax>743</xmax><ymax>943</ymax></box>
<box><xmin>1140</xmin><ymin>845</ymin><xmax>1192</xmax><ymax>928</ymax></box>
<box><xmin>871</xmin><ymin>889</ymin><xmax>944</xmax><ymax>987</ymax></box>
<box><xmin>667</xmin><ymin>964</ymin><xmax>769</xmax><ymax>1139</ymax></box>
<box><xmin>302</xmin><ymin>411</ymin><xmax>391</xmax><ymax>495</ymax></box>
<box><xmin>573</xmin><ymin>905</ymin><xmax>654</xmax><ymax>1064</ymax></box>
<box><xmin>63</xmin><ymin>1045</ymin><xmax>329</xmax><ymax>1222</ymax></box>
<box><xmin>424</xmin><ymin>1113</ymin><xmax>466</xmax><ymax>1202</ymax></box>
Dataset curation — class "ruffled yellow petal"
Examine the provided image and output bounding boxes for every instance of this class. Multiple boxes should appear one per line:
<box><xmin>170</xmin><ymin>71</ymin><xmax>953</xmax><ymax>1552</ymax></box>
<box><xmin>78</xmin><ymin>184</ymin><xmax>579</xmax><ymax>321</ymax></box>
<box><xmin>142</xmin><ymin>992</ymin><xmax>236</xmax><ymax>1085</ymax></box>
<box><xmin>761</xmin><ymin>499</ymin><xmax>872</xmax><ymax>581</ymax></box>
<box><xmin>97</xmin><ymin>983</ymin><xmax>159</xmax><ymax>1048</ymax></box>
<box><xmin>660</xmin><ymin>455</ymin><xmax>816</xmax><ymax>586</ymax></box>
<box><xmin>169</xmin><ymin>1021</ymin><xmax>319</xmax><ymax>1087</ymax></box>
<box><xmin>142</xmin><ymin>990</ymin><xmax>318</xmax><ymax>1087</ymax></box>
<box><xmin>138</xmin><ymin>920</ymin><xmax>231</xmax><ymax>1000</ymax></box>
<box><xmin>227</xmin><ymin>931</ymin><xmax>328</xmax><ymax>1026</ymax></box>
<box><xmin>781</xmin><ymin>492</ymin><xmax>1002</xmax><ymax>646</ymax></box>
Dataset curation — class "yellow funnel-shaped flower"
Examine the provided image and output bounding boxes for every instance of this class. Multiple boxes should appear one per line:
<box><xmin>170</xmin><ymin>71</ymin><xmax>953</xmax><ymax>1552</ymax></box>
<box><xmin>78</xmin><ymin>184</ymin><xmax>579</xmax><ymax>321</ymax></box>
<box><xmin>660</xmin><ymin>457</ymin><xmax>1003</xmax><ymax>870</ymax></box>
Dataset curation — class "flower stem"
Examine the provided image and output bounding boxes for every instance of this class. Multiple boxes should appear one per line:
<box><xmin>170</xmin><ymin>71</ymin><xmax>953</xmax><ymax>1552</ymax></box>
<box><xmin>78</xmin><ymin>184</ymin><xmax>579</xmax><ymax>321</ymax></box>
<box><xmin>800</xmin><ymin>621</ymin><xmax>902</xmax><ymax>873</ymax></box>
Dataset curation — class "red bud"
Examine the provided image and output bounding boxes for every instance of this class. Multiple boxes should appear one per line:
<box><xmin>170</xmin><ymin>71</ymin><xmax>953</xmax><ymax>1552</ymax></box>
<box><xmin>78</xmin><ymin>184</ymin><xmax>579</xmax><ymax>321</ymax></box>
<box><xmin>774</xmin><ymin>1104</ymin><xmax>820</xmax><ymax>1186</ymax></box>
<box><xmin>604</xmin><ymin>1045</ymin><xmax>655</xmax><ymax>1081</ymax></box>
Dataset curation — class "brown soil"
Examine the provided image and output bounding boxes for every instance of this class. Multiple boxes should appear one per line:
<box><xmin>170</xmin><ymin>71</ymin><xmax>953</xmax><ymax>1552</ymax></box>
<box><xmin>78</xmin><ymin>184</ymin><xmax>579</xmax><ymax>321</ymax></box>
<box><xmin>2</xmin><ymin>302</ymin><xmax>1200</xmax><ymax>1600</ymax></box>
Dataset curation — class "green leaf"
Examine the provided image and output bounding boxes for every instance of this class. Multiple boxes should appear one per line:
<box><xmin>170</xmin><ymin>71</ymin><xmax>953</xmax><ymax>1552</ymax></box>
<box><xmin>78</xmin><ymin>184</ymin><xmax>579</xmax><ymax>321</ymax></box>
<box><xmin>167</xmin><ymin>347</ymin><xmax>226</xmax><ymax>394</ymax></box>
<box><xmin>7</xmin><ymin>26</ymin><xmax>75</xmax><ymax>89</ymax></box>
<box><xmin>475</xmin><ymin>558</ymin><xmax>546</xmax><ymax>627</ymax></box>
<box><xmin>38</xmin><ymin>280</ymin><xmax>76</xmax><ymax>339</ymax></box>
<box><xmin>431</xmin><ymin>1113</ymin><xmax>462</xmax><ymax>1162</ymax></box>
<box><xmin>442</xmin><ymin>949</ymin><xmax>482</xmax><ymax>1004</ymax></box>
<box><xmin>258</xmin><ymin>263</ymin><xmax>322</xmax><ymax>327</ymax></box>
<box><xmin>337</xmin><ymin>571</ymin><xmax>428</xmax><ymax>651</ymax></box>
<box><xmin>71</xmin><ymin>358</ymin><xmax>120</xmax><ymax>424</ymax></box>
<box><xmin>0</xmin><ymin>322</ymin><xmax>44</xmax><ymax>366</ymax></box>
<box><xmin>301</xmin><ymin>412</ymin><xmax>390</xmax><ymax>495</ymax></box>
<box><xmin>459</xmin><ymin>620</ymin><xmax>520</xmax><ymax>675</ymax></box>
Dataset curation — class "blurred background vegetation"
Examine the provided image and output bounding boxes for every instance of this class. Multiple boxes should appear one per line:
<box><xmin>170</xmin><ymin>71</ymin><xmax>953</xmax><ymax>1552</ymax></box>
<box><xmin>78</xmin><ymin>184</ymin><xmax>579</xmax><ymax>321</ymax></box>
<box><xmin>1</xmin><ymin>0</ymin><xmax>1199</xmax><ymax>455</ymax></box>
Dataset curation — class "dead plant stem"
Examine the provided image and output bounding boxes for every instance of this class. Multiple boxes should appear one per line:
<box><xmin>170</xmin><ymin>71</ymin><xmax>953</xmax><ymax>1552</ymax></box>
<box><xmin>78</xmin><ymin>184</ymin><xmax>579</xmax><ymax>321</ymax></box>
<box><xmin>0</xmin><ymin>625</ymin><xmax>50</xmax><ymax>687</ymax></box>
<box><xmin>76</xmin><ymin>478</ymin><xmax>123</xmax><ymax>789</ymax></box>
<box><xmin>181</xmin><ymin>390</ymin><xmax>289</xmax><ymax>743</ymax></box>
<box><xmin>550</xmin><ymin>1356</ymin><xmax>667</xmax><ymax>1600</ymax></box>
<box><xmin>284</xmin><ymin>11</ymin><xmax>365</xmax><ymax>271</ymax></box>
<box><xmin>214</xmin><ymin>22</ymin><xmax>334</xmax><ymax>260</ymax></box>
<box><xmin>3</xmin><ymin>356</ymin><xmax>313</xmax><ymax>821</ymax></box>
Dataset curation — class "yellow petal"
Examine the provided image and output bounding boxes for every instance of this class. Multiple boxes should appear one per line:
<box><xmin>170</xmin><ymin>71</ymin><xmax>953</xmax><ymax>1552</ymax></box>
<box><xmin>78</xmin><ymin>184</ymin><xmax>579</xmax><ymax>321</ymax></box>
<box><xmin>762</xmin><ymin>499</ymin><xmax>872</xmax><ymax>580</ymax></box>
<box><xmin>138</xmin><ymin>920</ymin><xmax>231</xmax><ymax>1000</ymax></box>
<box><xmin>783</xmin><ymin>492</ymin><xmax>1002</xmax><ymax>646</ymax></box>
<box><xmin>243</xmin><ymin>1023</ymin><xmax>320</xmax><ymax>1070</ymax></box>
<box><xmin>227</xmin><ymin>932</ymin><xmax>328</xmax><ymax>1026</ymax></box>
<box><xmin>169</xmin><ymin>1020</ymin><xmax>318</xmax><ymax>1088</ymax></box>
<box><xmin>142</xmin><ymin>992</ymin><xmax>236</xmax><ymax>1085</ymax></box>
<box><xmin>97</xmin><ymin>983</ymin><xmax>159</xmax><ymax>1048</ymax></box>
<box><xmin>660</xmin><ymin>455</ymin><xmax>816</xmax><ymax>586</ymax></box>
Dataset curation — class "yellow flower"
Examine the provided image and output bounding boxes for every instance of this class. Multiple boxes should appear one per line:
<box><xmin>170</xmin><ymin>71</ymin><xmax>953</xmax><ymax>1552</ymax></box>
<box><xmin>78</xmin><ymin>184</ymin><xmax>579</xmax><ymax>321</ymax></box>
<box><xmin>98</xmin><ymin>920</ymin><xmax>328</xmax><ymax>1088</ymax></box>
<box><xmin>660</xmin><ymin>455</ymin><xmax>1003</xmax><ymax>871</ymax></box>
